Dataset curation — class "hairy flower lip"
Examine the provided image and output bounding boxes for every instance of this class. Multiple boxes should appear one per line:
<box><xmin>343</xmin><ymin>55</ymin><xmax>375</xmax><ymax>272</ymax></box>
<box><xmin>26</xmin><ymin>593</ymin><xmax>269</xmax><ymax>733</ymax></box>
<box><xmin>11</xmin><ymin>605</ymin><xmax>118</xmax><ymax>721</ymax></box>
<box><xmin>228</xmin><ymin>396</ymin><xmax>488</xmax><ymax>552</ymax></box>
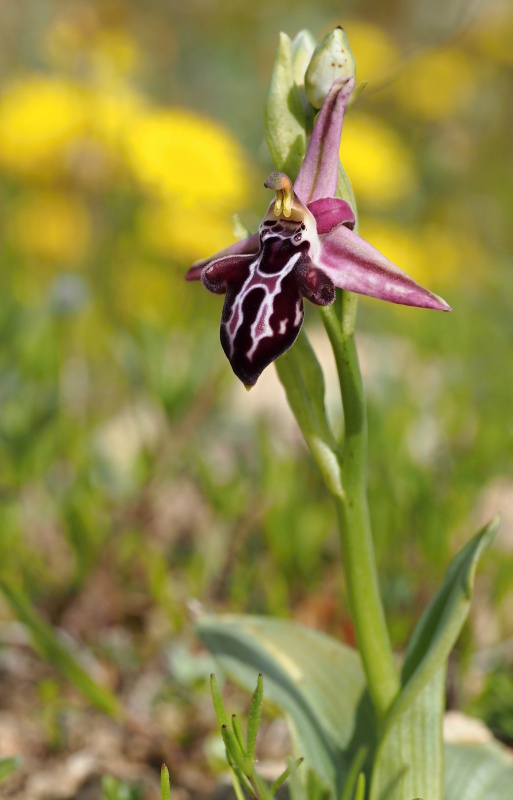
<box><xmin>185</xmin><ymin>77</ymin><xmax>451</xmax><ymax>385</ymax></box>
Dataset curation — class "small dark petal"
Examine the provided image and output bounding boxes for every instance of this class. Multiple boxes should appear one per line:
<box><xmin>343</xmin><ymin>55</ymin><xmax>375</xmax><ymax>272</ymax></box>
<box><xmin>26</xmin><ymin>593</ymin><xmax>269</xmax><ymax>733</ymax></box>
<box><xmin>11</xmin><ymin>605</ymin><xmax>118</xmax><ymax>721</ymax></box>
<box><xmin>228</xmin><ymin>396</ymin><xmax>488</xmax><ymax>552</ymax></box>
<box><xmin>296</xmin><ymin>260</ymin><xmax>336</xmax><ymax>306</ymax></box>
<box><xmin>201</xmin><ymin>254</ymin><xmax>255</xmax><ymax>295</ymax></box>
<box><xmin>185</xmin><ymin>263</ymin><xmax>204</xmax><ymax>282</ymax></box>
<box><xmin>186</xmin><ymin>232</ymin><xmax>260</xmax><ymax>276</ymax></box>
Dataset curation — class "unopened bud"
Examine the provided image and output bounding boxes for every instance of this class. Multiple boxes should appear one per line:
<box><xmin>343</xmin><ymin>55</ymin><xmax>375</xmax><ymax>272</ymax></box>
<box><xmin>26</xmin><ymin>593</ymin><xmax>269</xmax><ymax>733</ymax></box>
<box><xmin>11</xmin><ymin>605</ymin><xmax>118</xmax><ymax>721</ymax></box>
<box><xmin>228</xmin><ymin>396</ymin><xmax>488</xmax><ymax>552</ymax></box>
<box><xmin>264</xmin><ymin>32</ymin><xmax>307</xmax><ymax>176</ymax></box>
<box><xmin>290</xmin><ymin>29</ymin><xmax>316</xmax><ymax>87</ymax></box>
<box><xmin>305</xmin><ymin>27</ymin><xmax>356</xmax><ymax>109</ymax></box>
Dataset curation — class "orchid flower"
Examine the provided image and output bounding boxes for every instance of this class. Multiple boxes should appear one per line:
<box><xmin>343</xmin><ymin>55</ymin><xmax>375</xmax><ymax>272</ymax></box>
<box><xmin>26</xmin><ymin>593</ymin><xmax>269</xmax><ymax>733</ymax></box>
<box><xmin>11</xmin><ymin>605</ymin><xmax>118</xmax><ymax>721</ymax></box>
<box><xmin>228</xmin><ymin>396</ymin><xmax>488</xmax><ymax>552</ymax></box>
<box><xmin>185</xmin><ymin>77</ymin><xmax>450</xmax><ymax>388</ymax></box>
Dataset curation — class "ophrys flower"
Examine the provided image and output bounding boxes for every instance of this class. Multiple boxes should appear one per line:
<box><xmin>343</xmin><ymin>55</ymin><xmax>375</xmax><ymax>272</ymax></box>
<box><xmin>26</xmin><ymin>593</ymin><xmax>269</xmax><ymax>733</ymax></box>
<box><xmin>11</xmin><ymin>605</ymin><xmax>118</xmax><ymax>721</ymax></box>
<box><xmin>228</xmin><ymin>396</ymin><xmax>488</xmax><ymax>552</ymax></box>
<box><xmin>186</xmin><ymin>77</ymin><xmax>450</xmax><ymax>387</ymax></box>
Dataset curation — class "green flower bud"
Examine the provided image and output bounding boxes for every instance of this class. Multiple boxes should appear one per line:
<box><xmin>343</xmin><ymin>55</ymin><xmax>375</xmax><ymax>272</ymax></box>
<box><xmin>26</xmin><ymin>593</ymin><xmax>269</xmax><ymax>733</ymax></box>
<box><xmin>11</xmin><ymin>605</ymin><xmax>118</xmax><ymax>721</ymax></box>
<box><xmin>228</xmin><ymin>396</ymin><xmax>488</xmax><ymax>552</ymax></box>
<box><xmin>290</xmin><ymin>29</ymin><xmax>316</xmax><ymax>87</ymax></box>
<box><xmin>264</xmin><ymin>32</ymin><xmax>307</xmax><ymax>177</ymax></box>
<box><xmin>305</xmin><ymin>27</ymin><xmax>356</xmax><ymax>109</ymax></box>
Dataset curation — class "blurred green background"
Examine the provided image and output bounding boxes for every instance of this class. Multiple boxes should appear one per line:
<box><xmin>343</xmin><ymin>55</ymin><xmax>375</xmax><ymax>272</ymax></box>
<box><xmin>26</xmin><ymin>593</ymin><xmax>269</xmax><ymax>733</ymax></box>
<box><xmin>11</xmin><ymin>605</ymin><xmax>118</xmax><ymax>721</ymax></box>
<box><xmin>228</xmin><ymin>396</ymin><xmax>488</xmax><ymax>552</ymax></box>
<box><xmin>0</xmin><ymin>0</ymin><xmax>513</xmax><ymax>795</ymax></box>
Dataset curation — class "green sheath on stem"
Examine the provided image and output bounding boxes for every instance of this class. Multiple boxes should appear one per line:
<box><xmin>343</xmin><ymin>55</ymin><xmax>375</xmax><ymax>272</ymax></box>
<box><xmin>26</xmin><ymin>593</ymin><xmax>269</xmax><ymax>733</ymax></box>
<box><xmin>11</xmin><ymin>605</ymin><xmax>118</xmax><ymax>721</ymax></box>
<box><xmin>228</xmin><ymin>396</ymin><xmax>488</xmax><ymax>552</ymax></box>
<box><xmin>319</xmin><ymin>301</ymin><xmax>400</xmax><ymax>719</ymax></box>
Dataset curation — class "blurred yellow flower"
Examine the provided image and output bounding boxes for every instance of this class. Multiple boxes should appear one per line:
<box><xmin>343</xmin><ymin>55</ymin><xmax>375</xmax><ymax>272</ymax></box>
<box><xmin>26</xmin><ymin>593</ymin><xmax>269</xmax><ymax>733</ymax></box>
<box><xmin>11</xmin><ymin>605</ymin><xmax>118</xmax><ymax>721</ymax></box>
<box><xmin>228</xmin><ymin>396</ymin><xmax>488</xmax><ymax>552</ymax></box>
<box><xmin>341</xmin><ymin>114</ymin><xmax>417</xmax><ymax>207</ymax></box>
<box><xmin>390</xmin><ymin>48</ymin><xmax>478</xmax><ymax>120</ymax></box>
<box><xmin>360</xmin><ymin>219</ymin><xmax>428</xmax><ymax>284</ymax></box>
<box><xmin>136</xmin><ymin>199</ymin><xmax>236</xmax><ymax>262</ymax></box>
<box><xmin>9</xmin><ymin>191</ymin><xmax>91</xmax><ymax>264</ymax></box>
<box><xmin>343</xmin><ymin>20</ymin><xmax>399</xmax><ymax>82</ymax></box>
<box><xmin>124</xmin><ymin>109</ymin><xmax>250</xmax><ymax>209</ymax></box>
<box><xmin>361</xmin><ymin>218</ymin><xmax>462</xmax><ymax>287</ymax></box>
<box><xmin>0</xmin><ymin>77</ymin><xmax>86</xmax><ymax>176</ymax></box>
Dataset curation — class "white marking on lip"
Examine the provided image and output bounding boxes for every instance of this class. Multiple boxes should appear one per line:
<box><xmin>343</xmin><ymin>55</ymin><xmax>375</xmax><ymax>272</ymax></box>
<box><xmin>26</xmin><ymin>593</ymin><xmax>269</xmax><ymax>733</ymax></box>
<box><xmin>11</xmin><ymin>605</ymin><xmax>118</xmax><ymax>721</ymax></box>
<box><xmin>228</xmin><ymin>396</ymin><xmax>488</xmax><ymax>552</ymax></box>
<box><xmin>294</xmin><ymin>299</ymin><xmax>303</xmax><ymax>327</ymax></box>
<box><xmin>246</xmin><ymin>252</ymin><xmax>302</xmax><ymax>360</ymax></box>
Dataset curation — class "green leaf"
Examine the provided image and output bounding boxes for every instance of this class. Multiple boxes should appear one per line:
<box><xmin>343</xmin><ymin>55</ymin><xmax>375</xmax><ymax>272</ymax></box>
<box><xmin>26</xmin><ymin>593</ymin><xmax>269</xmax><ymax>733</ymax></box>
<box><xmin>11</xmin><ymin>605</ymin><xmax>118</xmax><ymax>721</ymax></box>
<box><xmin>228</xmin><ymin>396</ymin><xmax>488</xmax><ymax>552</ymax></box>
<box><xmin>275</xmin><ymin>332</ymin><xmax>343</xmax><ymax>498</ymax></box>
<box><xmin>246</xmin><ymin>672</ymin><xmax>263</xmax><ymax>760</ymax></box>
<box><xmin>161</xmin><ymin>765</ymin><xmax>172</xmax><ymax>800</ymax></box>
<box><xmin>354</xmin><ymin>772</ymin><xmax>366</xmax><ymax>800</ymax></box>
<box><xmin>400</xmin><ymin>518</ymin><xmax>499</xmax><ymax>718</ymax></box>
<box><xmin>196</xmin><ymin>614</ymin><xmax>376</xmax><ymax>798</ymax></box>
<box><xmin>369</xmin><ymin>668</ymin><xmax>445</xmax><ymax>800</ymax></box>
<box><xmin>445</xmin><ymin>739</ymin><xmax>513</xmax><ymax>800</ymax></box>
<box><xmin>210</xmin><ymin>673</ymin><xmax>229</xmax><ymax>727</ymax></box>
<box><xmin>270</xmin><ymin>757</ymin><xmax>304</xmax><ymax>794</ymax></box>
<box><xmin>264</xmin><ymin>32</ymin><xmax>307</xmax><ymax>178</ymax></box>
<box><xmin>221</xmin><ymin>723</ymin><xmax>244</xmax><ymax>766</ymax></box>
<box><xmin>229</xmin><ymin>767</ymin><xmax>247</xmax><ymax>800</ymax></box>
<box><xmin>0</xmin><ymin>756</ymin><xmax>21</xmax><ymax>783</ymax></box>
<box><xmin>340</xmin><ymin>747</ymin><xmax>368</xmax><ymax>800</ymax></box>
<box><xmin>231</xmin><ymin>714</ymin><xmax>246</xmax><ymax>755</ymax></box>
<box><xmin>0</xmin><ymin>578</ymin><xmax>121</xmax><ymax>718</ymax></box>
<box><xmin>369</xmin><ymin>519</ymin><xmax>499</xmax><ymax>800</ymax></box>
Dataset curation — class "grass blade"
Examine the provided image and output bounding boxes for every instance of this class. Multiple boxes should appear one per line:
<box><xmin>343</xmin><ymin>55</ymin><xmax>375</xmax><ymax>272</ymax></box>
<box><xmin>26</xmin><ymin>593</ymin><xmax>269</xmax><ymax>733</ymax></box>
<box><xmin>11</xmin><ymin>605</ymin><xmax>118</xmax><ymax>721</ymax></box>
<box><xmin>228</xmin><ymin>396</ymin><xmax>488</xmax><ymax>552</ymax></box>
<box><xmin>246</xmin><ymin>673</ymin><xmax>263</xmax><ymax>760</ymax></box>
<box><xmin>0</xmin><ymin>578</ymin><xmax>120</xmax><ymax>717</ymax></box>
<box><xmin>270</xmin><ymin>757</ymin><xmax>304</xmax><ymax>793</ymax></box>
<box><xmin>210</xmin><ymin>674</ymin><xmax>229</xmax><ymax>727</ymax></box>
<box><xmin>231</xmin><ymin>714</ymin><xmax>246</xmax><ymax>754</ymax></box>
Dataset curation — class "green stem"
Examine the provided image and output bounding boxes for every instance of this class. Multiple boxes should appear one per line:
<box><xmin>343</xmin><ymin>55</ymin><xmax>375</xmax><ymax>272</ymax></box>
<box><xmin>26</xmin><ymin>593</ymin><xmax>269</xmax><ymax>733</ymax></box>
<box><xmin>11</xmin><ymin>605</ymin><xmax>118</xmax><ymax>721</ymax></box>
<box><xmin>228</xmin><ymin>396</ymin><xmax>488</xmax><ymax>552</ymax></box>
<box><xmin>319</xmin><ymin>300</ymin><xmax>400</xmax><ymax>720</ymax></box>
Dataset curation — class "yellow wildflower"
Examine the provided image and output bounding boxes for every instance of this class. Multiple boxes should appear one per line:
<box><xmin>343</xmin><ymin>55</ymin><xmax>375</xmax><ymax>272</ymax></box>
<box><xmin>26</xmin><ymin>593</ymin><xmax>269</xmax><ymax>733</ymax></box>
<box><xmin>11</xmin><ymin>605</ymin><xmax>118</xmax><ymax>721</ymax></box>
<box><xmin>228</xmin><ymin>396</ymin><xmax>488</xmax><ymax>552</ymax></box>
<box><xmin>360</xmin><ymin>219</ymin><xmax>463</xmax><ymax>287</ymax></box>
<box><xmin>136</xmin><ymin>199</ymin><xmax>236</xmax><ymax>263</ymax></box>
<box><xmin>0</xmin><ymin>76</ymin><xmax>86</xmax><ymax>176</ymax></box>
<box><xmin>341</xmin><ymin>114</ymin><xmax>417</xmax><ymax>207</ymax></box>
<box><xmin>124</xmin><ymin>109</ymin><xmax>250</xmax><ymax>209</ymax></box>
<box><xmin>359</xmin><ymin>219</ymin><xmax>429</xmax><ymax>284</ymax></box>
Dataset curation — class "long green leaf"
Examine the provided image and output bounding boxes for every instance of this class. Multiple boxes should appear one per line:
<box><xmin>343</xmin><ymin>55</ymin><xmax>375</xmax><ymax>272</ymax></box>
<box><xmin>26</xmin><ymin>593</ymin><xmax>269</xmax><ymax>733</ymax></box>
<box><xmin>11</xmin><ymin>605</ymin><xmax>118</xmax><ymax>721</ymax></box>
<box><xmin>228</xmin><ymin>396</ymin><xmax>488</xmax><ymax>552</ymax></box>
<box><xmin>369</xmin><ymin>668</ymin><xmax>444</xmax><ymax>800</ymax></box>
<box><xmin>369</xmin><ymin>519</ymin><xmax>498</xmax><ymax>800</ymax></box>
<box><xmin>196</xmin><ymin>614</ymin><xmax>375</xmax><ymax>798</ymax></box>
<box><xmin>399</xmin><ymin>518</ymin><xmax>499</xmax><ymax>722</ymax></box>
<box><xmin>0</xmin><ymin>579</ymin><xmax>121</xmax><ymax>717</ymax></box>
<box><xmin>445</xmin><ymin>739</ymin><xmax>513</xmax><ymax>799</ymax></box>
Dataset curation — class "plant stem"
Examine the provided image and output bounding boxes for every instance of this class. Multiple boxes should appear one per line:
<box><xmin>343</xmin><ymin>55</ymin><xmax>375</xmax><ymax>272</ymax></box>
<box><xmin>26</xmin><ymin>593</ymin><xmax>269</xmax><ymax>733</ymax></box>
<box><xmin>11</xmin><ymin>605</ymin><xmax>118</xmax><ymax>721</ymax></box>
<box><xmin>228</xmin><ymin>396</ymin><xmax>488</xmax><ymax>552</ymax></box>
<box><xmin>319</xmin><ymin>299</ymin><xmax>400</xmax><ymax>721</ymax></box>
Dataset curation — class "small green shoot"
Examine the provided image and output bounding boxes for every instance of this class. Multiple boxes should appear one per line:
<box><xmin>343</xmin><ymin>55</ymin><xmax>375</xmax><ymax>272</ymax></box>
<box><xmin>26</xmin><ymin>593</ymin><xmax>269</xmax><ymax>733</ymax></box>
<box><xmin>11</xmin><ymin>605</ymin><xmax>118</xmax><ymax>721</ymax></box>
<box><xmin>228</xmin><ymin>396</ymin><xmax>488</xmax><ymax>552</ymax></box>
<box><xmin>161</xmin><ymin>764</ymin><xmax>172</xmax><ymax>800</ymax></box>
<box><xmin>210</xmin><ymin>673</ymin><xmax>229</xmax><ymax>726</ymax></box>
<box><xmin>246</xmin><ymin>672</ymin><xmax>263</xmax><ymax>761</ymax></box>
<box><xmin>210</xmin><ymin>672</ymin><xmax>303</xmax><ymax>799</ymax></box>
<box><xmin>231</xmin><ymin>714</ymin><xmax>246</xmax><ymax>753</ymax></box>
